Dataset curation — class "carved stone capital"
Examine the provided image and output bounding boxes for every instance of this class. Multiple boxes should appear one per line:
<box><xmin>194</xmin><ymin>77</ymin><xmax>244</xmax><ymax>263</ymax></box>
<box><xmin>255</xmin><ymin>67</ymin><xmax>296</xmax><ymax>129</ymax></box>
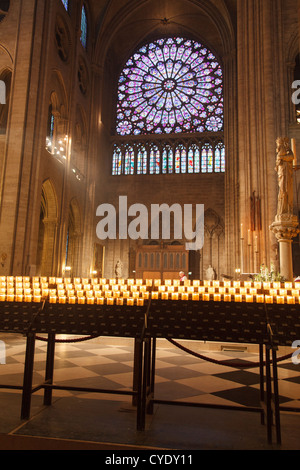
<box><xmin>270</xmin><ymin>217</ymin><xmax>300</xmax><ymax>242</ymax></box>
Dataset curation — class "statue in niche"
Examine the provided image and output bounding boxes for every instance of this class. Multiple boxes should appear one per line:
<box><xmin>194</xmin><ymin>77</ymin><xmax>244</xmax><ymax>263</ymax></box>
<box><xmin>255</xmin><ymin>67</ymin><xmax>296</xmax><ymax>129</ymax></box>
<box><xmin>115</xmin><ymin>260</ymin><xmax>123</xmax><ymax>279</ymax></box>
<box><xmin>206</xmin><ymin>265</ymin><xmax>216</xmax><ymax>281</ymax></box>
<box><xmin>275</xmin><ymin>137</ymin><xmax>294</xmax><ymax>218</ymax></box>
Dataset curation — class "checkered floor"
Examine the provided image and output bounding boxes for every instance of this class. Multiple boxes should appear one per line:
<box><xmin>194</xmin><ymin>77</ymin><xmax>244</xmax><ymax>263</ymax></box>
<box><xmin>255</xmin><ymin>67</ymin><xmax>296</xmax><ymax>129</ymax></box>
<box><xmin>1</xmin><ymin>334</ymin><xmax>300</xmax><ymax>409</ymax></box>
<box><xmin>0</xmin><ymin>333</ymin><xmax>300</xmax><ymax>450</ymax></box>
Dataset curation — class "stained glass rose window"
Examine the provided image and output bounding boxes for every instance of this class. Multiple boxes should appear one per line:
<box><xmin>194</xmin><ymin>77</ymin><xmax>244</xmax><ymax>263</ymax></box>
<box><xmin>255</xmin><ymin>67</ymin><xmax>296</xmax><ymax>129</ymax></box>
<box><xmin>116</xmin><ymin>37</ymin><xmax>223</xmax><ymax>136</ymax></box>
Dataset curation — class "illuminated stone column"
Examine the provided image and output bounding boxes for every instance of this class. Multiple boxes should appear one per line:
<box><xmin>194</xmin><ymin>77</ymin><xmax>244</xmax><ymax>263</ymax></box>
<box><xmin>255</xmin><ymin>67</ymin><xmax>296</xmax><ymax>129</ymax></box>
<box><xmin>270</xmin><ymin>137</ymin><xmax>300</xmax><ymax>281</ymax></box>
<box><xmin>270</xmin><ymin>217</ymin><xmax>299</xmax><ymax>281</ymax></box>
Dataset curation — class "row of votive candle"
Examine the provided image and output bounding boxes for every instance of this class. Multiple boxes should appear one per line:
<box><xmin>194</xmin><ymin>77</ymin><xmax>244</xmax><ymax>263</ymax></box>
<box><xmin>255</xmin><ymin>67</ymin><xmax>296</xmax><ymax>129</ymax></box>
<box><xmin>0</xmin><ymin>277</ymin><xmax>300</xmax><ymax>305</ymax></box>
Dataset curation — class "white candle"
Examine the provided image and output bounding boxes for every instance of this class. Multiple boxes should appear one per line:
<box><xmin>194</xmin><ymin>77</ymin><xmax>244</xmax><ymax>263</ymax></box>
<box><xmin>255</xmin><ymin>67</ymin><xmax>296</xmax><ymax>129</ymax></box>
<box><xmin>291</xmin><ymin>138</ymin><xmax>297</xmax><ymax>167</ymax></box>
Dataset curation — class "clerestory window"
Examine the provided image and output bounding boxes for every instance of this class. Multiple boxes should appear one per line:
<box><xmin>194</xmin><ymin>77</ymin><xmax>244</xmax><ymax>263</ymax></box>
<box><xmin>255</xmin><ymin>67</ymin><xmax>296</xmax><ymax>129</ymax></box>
<box><xmin>80</xmin><ymin>5</ymin><xmax>88</xmax><ymax>49</ymax></box>
<box><xmin>61</xmin><ymin>0</ymin><xmax>68</xmax><ymax>11</ymax></box>
<box><xmin>112</xmin><ymin>37</ymin><xmax>225</xmax><ymax>175</ymax></box>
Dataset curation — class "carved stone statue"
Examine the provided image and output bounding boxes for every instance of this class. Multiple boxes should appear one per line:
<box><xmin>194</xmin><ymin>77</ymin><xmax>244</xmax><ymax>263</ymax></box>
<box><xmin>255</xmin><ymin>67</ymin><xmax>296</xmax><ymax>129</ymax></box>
<box><xmin>206</xmin><ymin>265</ymin><xmax>216</xmax><ymax>281</ymax></box>
<box><xmin>275</xmin><ymin>137</ymin><xmax>294</xmax><ymax>218</ymax></box>
<box><xmin>115</xmin><ymin>260</ymin><xmax>123</xmax><ymax>278</ymax></box>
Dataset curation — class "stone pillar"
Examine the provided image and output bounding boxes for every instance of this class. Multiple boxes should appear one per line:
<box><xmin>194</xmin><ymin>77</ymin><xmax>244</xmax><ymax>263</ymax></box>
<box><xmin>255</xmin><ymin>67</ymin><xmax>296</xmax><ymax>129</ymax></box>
<box><xmin>237</xmin><ymin>0</ymin><xmax>287</xmax><ymax>273</ymax></box>
<box><xmin>270</xmin><ymin>137</ymin><xmax>300</xmax><ymax>281</ymax></box>
<box><xmin>270</xmin><ymin>217</ymin><xmax>299</xmax><ymax>281</ymax></box>
<box><xmin>41</xmin><ymin>218</ymin><xmax>58</xmax><ymax>277</ymax></box>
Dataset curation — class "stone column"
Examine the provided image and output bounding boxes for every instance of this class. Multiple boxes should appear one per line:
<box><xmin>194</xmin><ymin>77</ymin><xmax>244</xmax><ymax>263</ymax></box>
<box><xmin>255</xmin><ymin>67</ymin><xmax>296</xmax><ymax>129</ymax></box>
<box><xmin>270</xmin><ymin>217</ymin><xmax>299</xmax><ymax>281</ymax></box>
<box><xmin>41</xmin><ymin>218</ymin><xmax>58</xmax><ymax>276</ymax></box>
<box><xmin>237</xmin><ymin>0</ymin><xmax>287</xmax><ymax>273</ymax></box>
<box><xmin>270</xmin><ymin>137</ymin><xmax>300</xmax><ymax>281</ymax></box>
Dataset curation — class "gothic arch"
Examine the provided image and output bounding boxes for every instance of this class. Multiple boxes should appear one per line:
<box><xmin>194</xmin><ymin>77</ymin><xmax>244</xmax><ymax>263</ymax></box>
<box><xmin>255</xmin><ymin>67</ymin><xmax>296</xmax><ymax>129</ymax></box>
<box><xmin>65</xmin><ymin>198</ymin><xmax>82</xmax><ymax>276</ymax></box>
<box><xmin>37</xmin><ymin>179</ymin><xmax>58</xmax><ymax>276</ymax></box>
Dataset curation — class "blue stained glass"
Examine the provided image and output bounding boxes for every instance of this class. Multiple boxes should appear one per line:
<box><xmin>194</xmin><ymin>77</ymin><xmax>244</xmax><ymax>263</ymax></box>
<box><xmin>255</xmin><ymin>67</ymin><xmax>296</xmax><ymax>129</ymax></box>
<box><xmin>112</xmin><ymin>146</ymin><xmax>122</xmax><ymax>175</ymax></box>
<box><xmin>61</xmin><ymin>0</ymin><xmax>68</xmax><ymax>11</ymax></box>
<box><xmin>80</xmin><ymin>5</ymin><xmax>87</xmax><ymax>49</ymax></box>
<box><xmin>116</xmin><ymin>37</ymin><xmax>223</xmax><ymax>136</ymax></box>
<box><xmin>50</xmin><ymin>114</ymin><xmax>55</xmax><ymax>139</ymax></box>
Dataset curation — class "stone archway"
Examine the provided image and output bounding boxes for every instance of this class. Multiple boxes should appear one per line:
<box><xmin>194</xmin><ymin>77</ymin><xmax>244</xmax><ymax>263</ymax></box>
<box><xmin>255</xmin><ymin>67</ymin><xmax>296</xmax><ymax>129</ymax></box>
<box><xmin>37</xmin><ymin>179</ymin><xmax>58</xmax><ymax>276</ymax></box>
<box><xmin>64</xmin><ymin>198</ymin><xmax>82</xmax><ymax>277</ymax></box>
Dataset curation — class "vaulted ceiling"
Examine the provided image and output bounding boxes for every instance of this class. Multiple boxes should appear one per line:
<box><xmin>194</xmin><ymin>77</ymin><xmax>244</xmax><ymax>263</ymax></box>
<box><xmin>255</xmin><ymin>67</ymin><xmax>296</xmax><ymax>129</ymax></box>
<box><xmin>86</xmin><ymin>0</ymin><xmax>237</xmax><ymax>68</ymax></box>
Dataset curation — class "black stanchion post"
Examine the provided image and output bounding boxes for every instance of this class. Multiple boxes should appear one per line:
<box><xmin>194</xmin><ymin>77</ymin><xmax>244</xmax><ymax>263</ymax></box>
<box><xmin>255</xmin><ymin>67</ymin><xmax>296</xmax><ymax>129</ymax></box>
<box><xmin>44</xmin><ymin>333</ymin><xmax>56</xmax><ymax>406</ymax></box>
<box><xmin>259</xmin><ymin>343</ymin><xmax>265</xmax><ymax>425</ymax></box>
<box><xmin>21</xmin><ymin>332</ymin><xmax>36</xmax><ymax>420</ymax></box>
<box><xmin>265</xmin><ymin>345</ymin><xmax>273</xmax><ymax>444</ymax></box>
<box><xmin>272</xmin><ymin>346</ymin><xmax>281</xmax><ymax>445</ymax></box>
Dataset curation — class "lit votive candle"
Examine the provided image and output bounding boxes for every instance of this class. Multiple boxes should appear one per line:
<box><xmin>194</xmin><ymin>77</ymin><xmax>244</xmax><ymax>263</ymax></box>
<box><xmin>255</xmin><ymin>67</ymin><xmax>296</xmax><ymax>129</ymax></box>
<box><xmin>203</xmin><ymin>293</ymin><xmax>210</xmax><ymax>302</ymax></box>
<box><xmin>161</xmin><ymin>292</ymin><xmax>168</xmax><ymax>300</ymax></box>
<box><xmin>87</xmin><ymin>297</ymin><xmax>95</xmax><ymax>304</ymax></box>
<box><xmin>246</xmin><ymin>295</ymin><xmax>253</xmax><ymax>303</ymax></box>
<box><xmin>172</xmin><ymin>293</ymin><xmax>179</xmax><ymax>300</ymax></box>
<box><xmin>132</xmin><ymin>291</ymin><xmax>140</xmax><ymax>299</ymax></box>
<box><xmin>49</xmin><ymin>295</ymin><xmax>56</xmax><ymax>303</ymax></box>
<box><xmin>142</xmin><ymin>292</ymin><xmax>150</xmax><ymax>300</ymax></box>
<box><xmin>214</xmin><ymin>294</ymin><xmax>221</xmax><ymax>302</ymax></box>
<box><xmin>181</xmin><ymin>293</ymin><xmax>189</xmax><ymax>301</ymax></box>
<box><xmin>16</xmin><ymin>294</ymin><xmax>23</xmax><ymax>302</ymax></box>
<box><xmin>287</xmin><ymin>296</ymin><xmax>295</xmax><ymax>304</ymax></box>
<box><xmin>234</xmin><ymin>294</ymin><xmax>242</xmax><ymax>302</ymax></box>
<box><xmin>265</xmin><ymin>296</ymin><xmax>273</xmax><ymax>304</ymax></box>
<box><xmin>116</xmin><ymin>298</ymin><xmax>124</xmax><ymax>305</ymax></box>
<box><xmin>68</xmin><ymin>296</ymin><xmax>76</xmax><ymax>304</ymax></box>
<box><xmin>78</xmin><ymin>297</ymin><xmax>85</xmax><ymax>304</ymax></box>
<box><xmin>34</xmin><ymin>295</ymin><xmax>42</xmax><ymax>303</ymax></box>
<box><xmin>127</xmin><ymin>298</ymin><xmax>134</xmax><ymax>306</ymax></box>
<box><xmin>97</xmin><ymin>297</ymin><xmax>104</xmax><ymax>305</ymax></box>
<box><xmin>276</xmin><ymin>296</ymin><xmax>285</xmax><ymax>304</ymax></box>
<box><xmin>151</xmin><ymin>292</ymin><xmax>159</xmax><ymax>299</ymax></box>
<box><xmin>224</xmin><ymin>294</ymin><xmax>231</xmax><ymax>302</ymax></box>
<box><xmin>256</xmin><ymin>295</ymin><xmax>264</xmax><ymax>303</ymax></box>
<box><xmin>123</xmin><ymin>291</ymin><xmax>129</xmax><ymax>299</ymax></box>
<box><xmin>137</xmin><ymin>298</ymin><xmax>144</xmax><ymax>306</ymax></box>
<box><xmin>7</xmin><ymin>294</ymin><xmax>14</xmax><ymax>302</ymax></box>
<box><xmin>0</xmin><ymin>294</ymin><xmax>5</xmax><ymax>302</ymax></box>
<box><xmin>59</xmin><ymin>296</ymin><xmax>66</xmax><ymax>304</ymax></box>
<box><xmin>192</xmin><ymin>293</ymin><xmax>199</xmax><ymax>301</ymax></box>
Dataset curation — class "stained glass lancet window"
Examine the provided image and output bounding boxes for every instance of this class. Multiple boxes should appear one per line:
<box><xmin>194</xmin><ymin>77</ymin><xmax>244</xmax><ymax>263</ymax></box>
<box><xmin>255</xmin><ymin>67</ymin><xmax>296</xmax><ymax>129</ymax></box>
<box><xmin>61</xmin><ymin>0</ymin><xmax>68</xmax><ymax>11</ymax></box>
<box><xmin>80</xmin><ymin>5</ymin><xmax>87</xmax><ymax>49</ymax></box>
<box><xmin>116</xmin><ymin>37</ymin><xmax>223</xmax><ymax>136</ymax></box>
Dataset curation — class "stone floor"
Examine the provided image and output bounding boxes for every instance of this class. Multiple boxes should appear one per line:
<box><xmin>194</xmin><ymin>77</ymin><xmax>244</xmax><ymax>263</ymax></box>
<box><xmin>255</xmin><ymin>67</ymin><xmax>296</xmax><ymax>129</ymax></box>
<box><xmin>0</xmin><ymin>334</ymin><xmax>300</xmax><ymax>452</ymax></box>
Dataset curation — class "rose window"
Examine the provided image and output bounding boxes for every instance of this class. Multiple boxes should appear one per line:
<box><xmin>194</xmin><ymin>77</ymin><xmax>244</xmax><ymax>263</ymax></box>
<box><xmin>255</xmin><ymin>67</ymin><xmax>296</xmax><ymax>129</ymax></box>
<box><xmin>116</xmin><ymin>37</ymin><xmax>223</xmax><ymax>136</ymax></box>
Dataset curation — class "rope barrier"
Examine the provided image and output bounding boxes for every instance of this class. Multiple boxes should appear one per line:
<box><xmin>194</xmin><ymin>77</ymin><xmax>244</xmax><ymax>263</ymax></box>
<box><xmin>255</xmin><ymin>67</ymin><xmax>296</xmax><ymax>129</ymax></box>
<box><xmin>35</xmin><ymin>334</ymin><xmax>292</xmax><ymax>369</ymax></box>
<box><xmin>35</xmin><ymin>335</ymin><xmax>99</xmax><ymax>343</ymax></box>
<box><xmin>167</xmin><ymin>338</ymin><xmax>292</xmax><ymax>369</ymax></box>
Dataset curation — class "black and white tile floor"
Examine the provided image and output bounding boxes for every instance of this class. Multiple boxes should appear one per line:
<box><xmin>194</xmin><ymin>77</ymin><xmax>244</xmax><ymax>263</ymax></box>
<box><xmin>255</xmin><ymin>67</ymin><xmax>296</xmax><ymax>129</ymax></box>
<box><xmin>0</xmin><ymin>333</ymin><xmax>300</xmax><ymax>450</ymax></box>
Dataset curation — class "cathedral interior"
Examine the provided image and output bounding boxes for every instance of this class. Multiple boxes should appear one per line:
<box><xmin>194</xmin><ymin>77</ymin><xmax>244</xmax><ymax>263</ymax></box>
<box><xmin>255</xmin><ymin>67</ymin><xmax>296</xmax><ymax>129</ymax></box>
<box><xmin>0</xmin><ymin>0</ymin><xmax>300</xmax><ymax>452</ymax></box>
